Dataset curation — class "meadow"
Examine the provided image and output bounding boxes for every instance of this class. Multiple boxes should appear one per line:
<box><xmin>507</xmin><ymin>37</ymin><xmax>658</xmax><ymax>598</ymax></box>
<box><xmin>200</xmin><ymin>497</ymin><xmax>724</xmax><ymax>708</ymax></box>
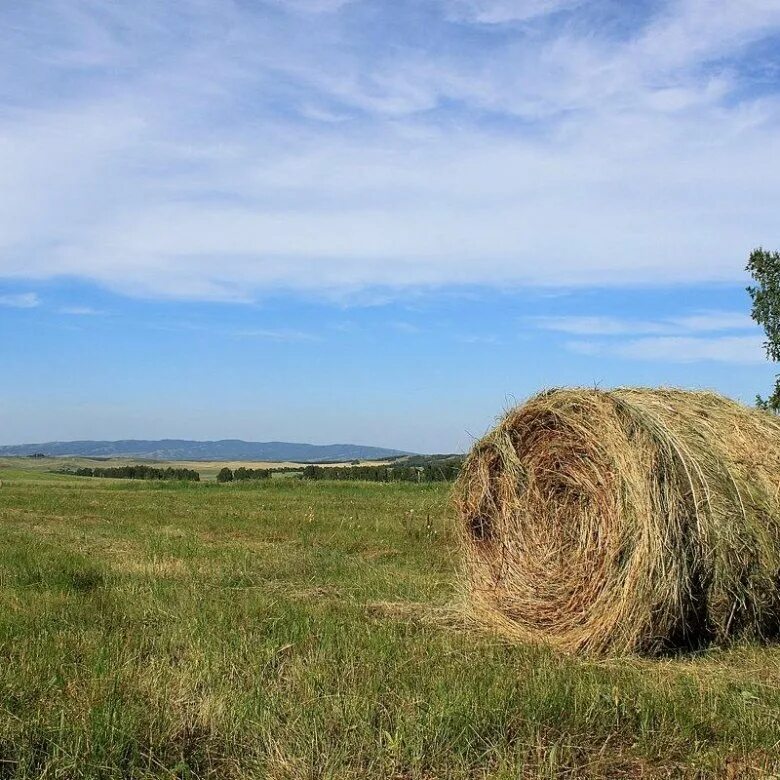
<box><xmin>0</xmin><ymin>462</ymin><xmax>779</xmax><ymax>779</ymax></box>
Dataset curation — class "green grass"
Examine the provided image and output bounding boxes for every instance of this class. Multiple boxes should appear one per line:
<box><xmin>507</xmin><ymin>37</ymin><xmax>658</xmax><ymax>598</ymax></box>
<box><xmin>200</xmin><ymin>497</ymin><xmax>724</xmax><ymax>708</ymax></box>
<box><xmin>0</xmin><ymin>466</ymin><xmax>779</xmax><ymax>778</ymax></box>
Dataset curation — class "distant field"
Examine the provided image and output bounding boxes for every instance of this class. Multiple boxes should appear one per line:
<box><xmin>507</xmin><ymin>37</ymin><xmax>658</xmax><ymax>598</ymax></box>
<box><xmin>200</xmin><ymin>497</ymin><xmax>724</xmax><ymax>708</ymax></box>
<box><xmin>0</xmin><ymin>456</ymin><xmax>393</xmax><ymax>481</ymax></box>
<box><xmin>0</xmin><ymin>465</ymin><xmax>779</xmax><ymax>778</ymax></box>
<box><xmin>168</xmin><ymin>459</ymin><xmax>392</xmax><ymax>479</ymax></box>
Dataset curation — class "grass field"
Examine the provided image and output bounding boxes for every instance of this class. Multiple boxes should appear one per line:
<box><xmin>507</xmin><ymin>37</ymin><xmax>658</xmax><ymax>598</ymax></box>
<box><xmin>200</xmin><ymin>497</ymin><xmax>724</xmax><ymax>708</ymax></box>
<box><xmin>0</xmin><ymin>464</ymin><xmax>779</xmax><ymax>778</ymax></box>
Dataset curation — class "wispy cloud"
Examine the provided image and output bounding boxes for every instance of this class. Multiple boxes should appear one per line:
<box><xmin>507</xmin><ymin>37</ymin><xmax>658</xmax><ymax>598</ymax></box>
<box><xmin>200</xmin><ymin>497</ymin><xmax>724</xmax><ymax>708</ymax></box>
<box><xmin>1</xmin><ymin>2</ymin><xmax>779</xmax><ymax>300</ymax></box>
<box><xmin>568</xmin><ymin>335</ymin><xmax>765</xmax><ymax>364</ymax></box>
<box><xmin>447</xmin><ymin>0</ymin><xmax>586</xmax><ymax>24</ymax></box>
<box><xmin>530</xmin><ymin>315</ymin><xmax>671</xmax><ymax>336</ymax></box>
<box><xmin>537</xmin><ymin>309</ymin><xmax>765</xmax><ymax>363</ymax></box>
<box><xmin>667</xmin><ymin>312</ymin><xmax>755</xmax><ymax>332</ymax></box>
<box><xmin>58</xmin><ymin>306</ymin><xmax>107</xmax><ymax>316</ymax></box>
<box><xmin>0</xmin><ymin>292</ymin><xmax>39</xmax><ymax>308</ymax></box>
<box><xmin>270</xmin><ymin>0</ymin><xmax>356</xmax><ymax>13</ymax></box>
<box><xmin>531</xmin><ymin>311</ymin><xmax>757</xmax><ymax>336</ymax></box>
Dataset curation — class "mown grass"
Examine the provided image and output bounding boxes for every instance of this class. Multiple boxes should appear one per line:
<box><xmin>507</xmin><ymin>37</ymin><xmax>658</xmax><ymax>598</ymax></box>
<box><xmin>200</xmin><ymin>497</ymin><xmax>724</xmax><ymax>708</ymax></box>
<box><xmin>0</xmin><ymin>467</ymin><xmax>778</xmax><ymax>778</ymax></box>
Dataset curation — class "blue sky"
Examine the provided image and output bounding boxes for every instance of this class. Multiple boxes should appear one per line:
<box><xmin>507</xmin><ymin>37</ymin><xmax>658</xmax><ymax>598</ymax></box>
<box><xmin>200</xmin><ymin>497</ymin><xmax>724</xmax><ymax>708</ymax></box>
<box><xmin>1</xmin><ymin>0</ymin><xmax>779</xmax><ymax>452</ymax></box>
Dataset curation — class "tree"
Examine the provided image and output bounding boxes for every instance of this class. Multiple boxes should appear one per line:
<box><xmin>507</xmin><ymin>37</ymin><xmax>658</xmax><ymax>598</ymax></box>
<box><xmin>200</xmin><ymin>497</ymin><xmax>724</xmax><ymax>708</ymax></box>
<box><xmin>747</xmin><ymin>248</ymin><xmax>780</xmax><ymax>411</ymax></box>
<box><xmin>217</xmin><ymin>467</ymin><xmax>234</xmax><ymax>483</ymax></box>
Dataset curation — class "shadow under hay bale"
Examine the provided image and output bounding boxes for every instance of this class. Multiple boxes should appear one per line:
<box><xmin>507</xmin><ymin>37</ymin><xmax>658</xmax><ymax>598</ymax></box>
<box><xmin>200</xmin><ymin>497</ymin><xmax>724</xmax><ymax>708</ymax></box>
<box><xmin>454</xmin><ymin>388</ymin><xmax>780</xmax><ymax>656</ymax></box>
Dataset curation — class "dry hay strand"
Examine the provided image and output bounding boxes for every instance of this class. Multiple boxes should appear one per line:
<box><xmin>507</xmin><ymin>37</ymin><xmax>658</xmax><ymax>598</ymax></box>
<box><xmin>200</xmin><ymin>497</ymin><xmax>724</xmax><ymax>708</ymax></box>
<box><xmin>454</xmin><ymin>387</ymin><xmax>780</xmax><ymax>656</ymax></box>
<box><xmin>365</xmin><ymin>600</ymin><xmax>469</xmax><ymax>630</ymax></box>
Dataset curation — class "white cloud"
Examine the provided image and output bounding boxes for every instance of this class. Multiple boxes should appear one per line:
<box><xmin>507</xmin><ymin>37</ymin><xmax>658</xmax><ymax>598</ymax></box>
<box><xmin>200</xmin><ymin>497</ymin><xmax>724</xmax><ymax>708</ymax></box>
<box><xmin>0</xmin><ymin>292</ymin><xmax>40</xmax><ymax>308</ymax></box>
<box><xmin>1</xmin><ymin>1</ymin><xmax>780</xmax><ymax>300</ymax></box>
<box><xmin>568</xmin><ymin>335</ymin><xmax>766</xmax><ymax>364</ymax></box>
<box><xmin>631</xmin><ymin>0</ymin><xmax>780</xmax><ymax>73</ymax></box>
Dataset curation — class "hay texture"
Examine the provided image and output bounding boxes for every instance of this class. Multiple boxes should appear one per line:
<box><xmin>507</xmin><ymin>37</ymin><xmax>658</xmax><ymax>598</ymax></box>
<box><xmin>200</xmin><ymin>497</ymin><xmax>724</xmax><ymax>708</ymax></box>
<box><xmin>455</xmin><ymin>388</ymin><xmax>780</xmax><ymax>655</ymax></box>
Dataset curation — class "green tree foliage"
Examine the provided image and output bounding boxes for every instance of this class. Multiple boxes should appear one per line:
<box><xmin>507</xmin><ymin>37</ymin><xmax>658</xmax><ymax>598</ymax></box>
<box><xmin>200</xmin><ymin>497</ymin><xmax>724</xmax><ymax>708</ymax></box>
<box><xmin>216</xmin><ymin>467</ymin><xmax>234</xmax><ymax>483</ymax></box>
<box><xmin>747</xmin><ymin>247</ymin><xmax>780</xmax><ymax>411</ymax></box>
<box><xmin>300</xmin><ymin>457</ymin><xmax>463</xmax><ymax>483</ymax></box>
<box><xmin>70</xmin><ymin>465</ymin><xmax>199</xmax><ymax>481</ymax></box>
<box><xmin>233</xmin><ymin>467</ymin><xmax>272</xmax><ymax>481</ymax></box>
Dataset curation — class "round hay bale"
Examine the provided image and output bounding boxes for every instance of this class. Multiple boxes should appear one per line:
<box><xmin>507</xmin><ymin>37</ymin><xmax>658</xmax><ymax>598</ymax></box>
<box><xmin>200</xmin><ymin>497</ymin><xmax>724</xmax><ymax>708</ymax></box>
<box><xmin>454</xmin><ymin>388</ymin><xmax>780</xmax><ymax>655</ymax></box>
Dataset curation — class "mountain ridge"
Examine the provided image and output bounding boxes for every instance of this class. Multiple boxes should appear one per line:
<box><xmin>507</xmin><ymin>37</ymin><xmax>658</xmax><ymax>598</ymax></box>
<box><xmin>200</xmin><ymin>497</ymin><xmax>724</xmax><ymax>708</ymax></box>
<box><xmin>0</xmin><ymin>439</ymin><xmax>413</xmax><ymax>462</ymax></box>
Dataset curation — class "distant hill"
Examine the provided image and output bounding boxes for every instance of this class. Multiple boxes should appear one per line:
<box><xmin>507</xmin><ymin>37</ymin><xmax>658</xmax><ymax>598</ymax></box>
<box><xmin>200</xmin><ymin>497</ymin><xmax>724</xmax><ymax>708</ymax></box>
<box><xmin>0</xmin><ymin>439</ymin><xmax>412</xmax><ymax>463</ymax></box>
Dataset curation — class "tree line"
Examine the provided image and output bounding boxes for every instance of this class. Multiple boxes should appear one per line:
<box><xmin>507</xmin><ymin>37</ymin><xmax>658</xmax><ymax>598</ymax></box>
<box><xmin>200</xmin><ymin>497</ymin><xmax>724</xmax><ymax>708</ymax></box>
<box><xmin>299</xmin><ymin>460</ymin><xmax>462</xmax><ymax>483</ymax></box>
<box><xmin>58</xmin><ymin>459</ymin><xmax>463</xmax><ymax>485</ymax></box>
<box><xmin>216</xmin><ymin>466</ymin><xmax>303</xmax><ymax>482</ymax></box>
<box><xmin>217</xmin><ymin>466</ymin><xmax>273</xmax><ymax>483</ymax></box>
<box><xmin>66</xmin><ymin>465</ymin><xmax>200</xmax><ymax>481</ymax></box>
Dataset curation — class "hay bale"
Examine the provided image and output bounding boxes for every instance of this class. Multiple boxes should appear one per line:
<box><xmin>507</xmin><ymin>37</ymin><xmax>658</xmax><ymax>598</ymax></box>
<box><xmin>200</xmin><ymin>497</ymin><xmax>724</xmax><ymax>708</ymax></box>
<box><xmin>454</xmin><ymin>388</ymin><xmax>780</xmax><ymax>655</ymax></box>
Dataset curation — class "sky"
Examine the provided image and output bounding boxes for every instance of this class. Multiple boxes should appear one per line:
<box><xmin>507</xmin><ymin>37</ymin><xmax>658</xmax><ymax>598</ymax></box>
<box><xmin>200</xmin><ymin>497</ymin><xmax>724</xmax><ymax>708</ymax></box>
<box><xmin>1</xmin><ymin>0</ymin><xmax>779</xmax><ymax>453</ymax></box>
